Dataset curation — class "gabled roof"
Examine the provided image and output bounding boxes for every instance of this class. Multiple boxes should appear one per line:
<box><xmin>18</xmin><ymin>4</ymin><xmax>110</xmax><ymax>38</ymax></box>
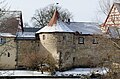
<box><xmin>36</xmin><ymin>10</ymin><xmax>74</xmax><ymax>33</ymax></box>
<box><xmin>0</xmin><ymin>11</ymin><xmax>24</xmax><ymax>37</ymax></box>
<box><xmin>101</xmin><ymin>3</ymin><xmax>120</xmax><ymax>37</ymax></box>
<box><xmin>103</xmin><ymin>3</ymin><xmax>120</xmax><ymax>28</ymax></box>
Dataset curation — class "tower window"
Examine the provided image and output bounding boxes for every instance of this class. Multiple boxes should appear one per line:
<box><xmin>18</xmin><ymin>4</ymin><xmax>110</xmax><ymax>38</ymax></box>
<box><xmin>8</xmin><ymin>52</ymin><xmax>10</xmax><ymax>57</ymax></box>
<box><xmin>78</xmin><ymin>37</ymin><xmax>84</xmax><ymax>44</ymax></box>
<box><xmin>43</xmin><ymin>35</ymin><xmax>45</xmax><ymax>40</ymax></box>
<box><xmin>93</xmin><ymin>38</ymin><xmax>98</xmax><ymax>44</ymax></box>
<box><xmin>63</xmin><ymin>36</ymin><xmax>66</xmax><ymax>40</ymax></box>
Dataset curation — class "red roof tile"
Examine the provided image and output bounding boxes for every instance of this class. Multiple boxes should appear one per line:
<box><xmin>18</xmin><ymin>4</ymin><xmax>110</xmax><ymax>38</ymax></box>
<box><xmin>48</xmin><ymin>10</ymin><xmax>59</xmax><ymax>26</ymax></box>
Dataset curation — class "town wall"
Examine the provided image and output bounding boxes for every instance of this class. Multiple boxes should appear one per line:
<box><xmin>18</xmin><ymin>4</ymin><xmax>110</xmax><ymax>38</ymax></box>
<box><xmin>0</xmin><ymin>37</ymin><xmax>16</xmax><ymax>69</ymax></box>
<box><xmin>17</xmin><ymin>39</ymin><xmax>39</xmax><ymax>67</ymax></box>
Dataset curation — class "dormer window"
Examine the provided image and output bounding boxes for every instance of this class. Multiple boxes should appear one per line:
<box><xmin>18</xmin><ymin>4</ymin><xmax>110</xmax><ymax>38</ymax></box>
<box><xmin>0</xmin><ymin>38</ymin><xmax>6</xmax><ymax>44</ymax></box>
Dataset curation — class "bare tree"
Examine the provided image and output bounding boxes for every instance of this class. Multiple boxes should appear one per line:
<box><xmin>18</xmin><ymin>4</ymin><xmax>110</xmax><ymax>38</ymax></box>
<box><xmin>89</xmin><ymin>35</ymin><xmax>120</xmax><ymax>79</ymax></box>
<box><xmin>95</xmin><ymin>0</ymin><xmax>120</xmax><ymax>23</ymax></box>
<box><xmin>31</xmin><ymin>4</ymin><xmax>73</xmax><ymax>28</ymax></box>
<box><xmin>98</xmin><ymin>3</ymin><xmax>120</xmax><ymax>77</ymax></box>
<box><xmin>99</xmin><ymin>0</ymin><xmax>120</xmax><ymax>15</ymax></box>
<box><xmin>99</xmin><ymin>0</ymin><xmax>113</xmax><ymax>15</ymax></box>
<box><xmin>22</xmin><ymin>50</ymin><xmax>56</xmax><ymax>74</ymax></box>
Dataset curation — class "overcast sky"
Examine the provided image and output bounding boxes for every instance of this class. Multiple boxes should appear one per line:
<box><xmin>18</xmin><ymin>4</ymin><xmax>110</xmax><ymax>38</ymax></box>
<box><xmin>5</xmin><ymin>0</ymin><xmax>106</xmax><ymax>26</ymax></box>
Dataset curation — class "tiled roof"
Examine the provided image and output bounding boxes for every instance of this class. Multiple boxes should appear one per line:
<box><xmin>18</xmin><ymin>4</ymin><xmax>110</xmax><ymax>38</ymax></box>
<box><xmin>66</xmin><ymin>22</ymin><xmax>102</xmax><ymax>34</ymax></box>
<box><xmin>16</xmin><ymin>28</ymin><xmax>41</xmax><ymax>39</ymax></box>
<box><xmin>0</xmin><ymin>11</ymin><xmax>23</xmax><ymax>36</ymax></box>
<box><xmin>23</xmin><ymin>28</ymin><xmax>40</xmax><ymax>32</ymax></box>
<box><xmin>48</xmin><ymin>10</ymin><xmax>59</xmax><ymax>26</ymax></box>
<box><xmin>0</xmin><ymin>17</ymin><xmax>19</xmax><ymax>34</ymax></box>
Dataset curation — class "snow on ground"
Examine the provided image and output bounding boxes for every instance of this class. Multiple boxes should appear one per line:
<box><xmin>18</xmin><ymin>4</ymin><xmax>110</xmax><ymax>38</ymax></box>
<box><xmin>0</xmin><ymin>68</ymin><xmax>109</xmax><ymax>76</ymax></box>
<box><xmin>55</xmin><ymin>67</ymin><xmax>109</xmax><ymax>76</ymax></box>
<box><xmin>0</xmin><ymin>70</ymin><xmax>50</xmax><ymax>76</ymax></box>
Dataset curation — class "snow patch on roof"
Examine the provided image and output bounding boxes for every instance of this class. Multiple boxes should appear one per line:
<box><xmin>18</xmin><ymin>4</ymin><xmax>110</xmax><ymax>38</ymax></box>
<box><xmin>0</xmin><ymin>33</ymin><xmax>16</xmax><ymax>37</ymax></box>
<box><xmin>17</xmin><ymin>32</ymin><xmax>35</xmax><ymax>38</ymax></box>
<box><xmin>36</xmin><ymin>20</ymin><xmax>74</xmax><ymax>33</ymax></box>
<box><xmin>66</xmin><ymin>22</ymin><xmax>102</xmax><ymax>34</ymax></box>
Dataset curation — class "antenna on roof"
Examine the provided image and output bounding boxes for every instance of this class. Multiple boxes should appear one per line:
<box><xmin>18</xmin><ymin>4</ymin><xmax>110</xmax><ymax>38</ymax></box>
<box><xmin>55</xmin><ymin>3</ymin><xmax>59</xmax><ymax>10</ymax></box>
<box><xmin>56</xmin><ymin>3</ymin><xmax>59</xmax><ymax>5</ymax></box>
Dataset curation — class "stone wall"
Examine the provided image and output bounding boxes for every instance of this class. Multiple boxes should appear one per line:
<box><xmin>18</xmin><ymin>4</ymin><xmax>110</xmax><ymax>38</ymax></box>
<box><xmin>0</xmin><ymin>37</ymin><xmax>16</xmax><ymax>69</ymax></box>
<box><xmin>17</xmin><ymin>39</ymin><xmax>39</xmax><ymax>67</ymax></box>
<box><xmin>39</xmin><ymin>32</ymin><xmax>118</xmax><ymax>70</ymax></box>
<box><xmin>0</xmin><ymin>33</ymin><xmax>119</xmax><ymax>70</ymax></box>
<box><xmin>74</xmin><ymin>35</ymin><xmax>115</xmax><ymax>67</ymax></box>
<box><xmin>16</xmin><ymin>32</ymin><xmax>120</xmax><ymax>70</ymax></box>
<box><xmin>39</xmin><ymin>33</ymin><xmax>60</xmax><ymax>68</ymax></box>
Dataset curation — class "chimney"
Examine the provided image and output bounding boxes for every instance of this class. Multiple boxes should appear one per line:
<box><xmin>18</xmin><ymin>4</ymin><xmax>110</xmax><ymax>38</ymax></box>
<box><xmin>68</xmin><ymin>19</ymin><xmax>70</xmax><ymax>24</ymax></box>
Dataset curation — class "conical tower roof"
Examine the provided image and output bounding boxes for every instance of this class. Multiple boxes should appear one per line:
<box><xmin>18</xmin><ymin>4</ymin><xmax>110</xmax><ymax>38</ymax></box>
<box><xmin>36</xmin><ymin>10</ymin><xmax>74</xmax><ymax>33</ymax></box>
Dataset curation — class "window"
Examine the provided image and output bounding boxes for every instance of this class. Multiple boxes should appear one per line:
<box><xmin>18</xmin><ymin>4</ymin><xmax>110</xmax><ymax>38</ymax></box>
<box><xmin>78</xmin><ymin>37</ymin><xmax>84</xmax><ymax>44</ymax></box>
<box><xmin>65</xmin><ymin>52</ymin><xmax>70</xmax><ymax>60</ymax></box>
<box><xmin>8</xmin><ymin>52</ymin><xmax>10</xmax><ymax>57</ymax></box>
<box><xmin>43</xmin><ymin>35</ymin><xmax>45</xmax><ymax>40</ymax></box>
<box><xmin>38</xmin><ymin>43</ymin><xmax>39</xmax><ymax>46</ymax></box>
<box><xmin>0</xmin><ymin>38</ymin><xmax>6</xmax><ymax>44</ymax></box>
<box><xmin>73</xmin><ymin>57</ymin><xmax>75</xmax><ymax>62</ymax></box>
<box><xmin>93</xmin><ymin>38</ymin><xmax>98</xmax><ymax>44</ymax></box>
<box><xmin>63</xmin><ymin>36</ymin><xmax>66</xmax><ymax>40</ymax></box>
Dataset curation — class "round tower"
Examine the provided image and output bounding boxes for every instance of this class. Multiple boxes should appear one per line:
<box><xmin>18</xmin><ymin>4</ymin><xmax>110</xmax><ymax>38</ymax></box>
<box><xmin>36</xmin><ymin>10</ymin><xmax>75</xmax><ymax>69</ymax></box>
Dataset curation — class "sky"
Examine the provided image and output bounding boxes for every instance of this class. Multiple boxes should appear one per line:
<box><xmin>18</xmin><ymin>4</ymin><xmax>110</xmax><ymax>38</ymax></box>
<box><xmin>4</xmin><ymin>0</ymin><xmax>106</xmax><ymax>26</ymax></box>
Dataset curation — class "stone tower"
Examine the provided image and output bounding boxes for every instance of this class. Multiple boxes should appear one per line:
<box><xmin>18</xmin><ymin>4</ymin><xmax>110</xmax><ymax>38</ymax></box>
<box><xmin>36</xmin><ymin>10</ymin><xmax>75</xmax><ymax>69</ymax></box>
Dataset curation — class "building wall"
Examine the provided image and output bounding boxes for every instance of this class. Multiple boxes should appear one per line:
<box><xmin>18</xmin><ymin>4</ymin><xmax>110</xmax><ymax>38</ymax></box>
<box><xmin>56</xmin><ymin>33</ymin><xmax>75</xmax><ymax>69</ymax></box>
<box><xmin>17</xmin><ymin>37</ymin><xmax>57</xmax><ymax>69</ymax></box>
<box><xmin>0</xmin><ymin>37</ymin><xmax>16</xmax><ymax>69</ymax></box>
<box><xmin>39</xmin><ymin>33</ymin><xmax>117</xmax><ymax>70</ymax></box>
<box><xmin>39</xmin><ymin>33</ymin><xmax>60</xmax><ymax>68</ymax></box>
<box><xmin>14</xmin><ymin>32</ymin><xmax>119</xmax><ymax>70</ymax></box>
<box><xmin>17</xmin><ymin>39</ymin><xmax>39</xmax><ymax>67</ymax></box>
<box><xmin>74</xmin><ymin>35</ymin><xmax>115</xmax><ymax>67</ymax></box>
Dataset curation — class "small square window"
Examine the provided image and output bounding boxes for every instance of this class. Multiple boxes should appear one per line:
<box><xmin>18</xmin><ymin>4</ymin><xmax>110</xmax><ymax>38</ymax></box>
<box><xmin>78</xmin><ymin>37</ymin><xmax>84</xmax><ymax>44</ymax></box>
<box><xmin>93</xmin><ymin>38</ymin><xmax>98</xmax><ymax>44</ymax></box>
